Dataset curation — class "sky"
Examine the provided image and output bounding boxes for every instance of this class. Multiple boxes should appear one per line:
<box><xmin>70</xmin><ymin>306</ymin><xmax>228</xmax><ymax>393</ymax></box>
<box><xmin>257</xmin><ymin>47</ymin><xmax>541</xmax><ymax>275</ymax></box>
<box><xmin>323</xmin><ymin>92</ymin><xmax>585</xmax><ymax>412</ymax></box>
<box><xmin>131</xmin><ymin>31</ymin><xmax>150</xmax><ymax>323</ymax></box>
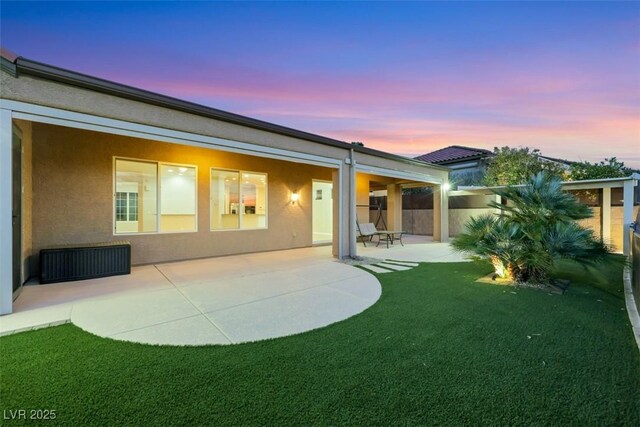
<box><xmin>1</xmin><ymin>1</ymin><xmax>639</xmax><ymax>167</ymax></box>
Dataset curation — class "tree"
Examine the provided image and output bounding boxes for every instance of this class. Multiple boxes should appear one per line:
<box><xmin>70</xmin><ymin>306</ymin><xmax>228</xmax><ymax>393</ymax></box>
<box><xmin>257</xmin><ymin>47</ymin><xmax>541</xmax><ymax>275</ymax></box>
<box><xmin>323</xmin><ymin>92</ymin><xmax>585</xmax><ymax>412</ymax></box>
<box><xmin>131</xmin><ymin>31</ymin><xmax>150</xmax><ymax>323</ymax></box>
<box><xmin>569</xmin><ymin>157</ymin><xmax>634</xmax><ymax>181</ymax></box>
<box><xmin>483</xmin><ymin>146</ymin><xmax>567</xmax><ymax>186</ymax></box>
<box><xmin>452</xmin><ymin>172</ymin><xmax>611</xmax><ymax>284</ymax></box>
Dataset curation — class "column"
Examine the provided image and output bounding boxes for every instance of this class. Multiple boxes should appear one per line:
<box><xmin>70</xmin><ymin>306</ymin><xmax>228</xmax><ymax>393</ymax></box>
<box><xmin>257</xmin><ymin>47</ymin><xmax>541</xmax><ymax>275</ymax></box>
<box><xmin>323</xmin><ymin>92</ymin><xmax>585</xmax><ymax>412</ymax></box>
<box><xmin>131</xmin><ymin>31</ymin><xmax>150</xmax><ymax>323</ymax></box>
<box><xmin>332</xmin><ymin>168</ymin><xmax>350</xmax><ymax>259</ymax></box>
<box><xmin>433</xmin><ymin>183</ymin><xmax>449</xmax><ymax>242</ymax></box>
<box><xmin>623</xmin><ymin>180</ymin><xmax>634</xmax><ymax>256</ymax></box>
<box><xmin>601</xmin><ymin>187</ymin><xmax>611</xmax><ymax>246</ymax></box>
<box><xmin>0</xmin><ymin>109</ymin><xmax>13</xmax><ymax>314</ymax></box>
<box><xmin>387</xmin><ymin>183</ymin><xmax>402</xmax><ymax>231</ymax></box>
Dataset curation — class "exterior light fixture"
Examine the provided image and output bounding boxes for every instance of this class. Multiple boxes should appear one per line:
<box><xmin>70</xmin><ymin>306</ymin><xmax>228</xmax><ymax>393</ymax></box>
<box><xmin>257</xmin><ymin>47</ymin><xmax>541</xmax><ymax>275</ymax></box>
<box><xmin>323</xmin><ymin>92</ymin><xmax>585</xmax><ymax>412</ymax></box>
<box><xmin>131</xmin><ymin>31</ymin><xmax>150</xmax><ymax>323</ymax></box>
<box><xmin>443</xmin><ymin>183</ymin><xmax>451</xmax><ymax>192</ymax></box>
<box><xmin>291</xmin><ymin>192</ymin><xmax>300</xmax><ymax>204</ymax></box>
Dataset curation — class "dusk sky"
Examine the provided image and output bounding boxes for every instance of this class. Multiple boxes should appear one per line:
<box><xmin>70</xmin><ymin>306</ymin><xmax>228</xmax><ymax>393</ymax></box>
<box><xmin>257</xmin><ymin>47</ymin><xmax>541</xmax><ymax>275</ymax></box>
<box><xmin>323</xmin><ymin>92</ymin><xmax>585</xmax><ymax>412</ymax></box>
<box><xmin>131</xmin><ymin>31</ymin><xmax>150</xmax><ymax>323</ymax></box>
<box><xmin>2</xmin><ymin>1</ymin><xmax>639</xmax><ymax>167</ymax></box>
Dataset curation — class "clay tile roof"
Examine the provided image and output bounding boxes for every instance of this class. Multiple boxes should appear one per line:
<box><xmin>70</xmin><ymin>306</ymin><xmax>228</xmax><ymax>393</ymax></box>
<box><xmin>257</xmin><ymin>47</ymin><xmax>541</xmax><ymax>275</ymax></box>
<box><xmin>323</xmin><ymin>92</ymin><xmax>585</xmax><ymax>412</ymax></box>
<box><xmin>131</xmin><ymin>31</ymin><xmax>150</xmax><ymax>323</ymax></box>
<box><xmin>415</xmin><ymin>145</ymin><xmax>493</xmax><ymax>164</ymax></box>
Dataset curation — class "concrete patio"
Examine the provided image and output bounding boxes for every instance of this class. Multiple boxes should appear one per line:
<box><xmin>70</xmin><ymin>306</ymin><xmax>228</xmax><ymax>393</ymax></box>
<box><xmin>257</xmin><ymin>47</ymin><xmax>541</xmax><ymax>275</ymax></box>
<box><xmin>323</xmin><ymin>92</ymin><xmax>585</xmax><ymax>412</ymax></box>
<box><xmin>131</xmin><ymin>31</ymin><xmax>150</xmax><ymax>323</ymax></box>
<box><xmin>0</xmin><ymin>238</ymin><xmax>467</xmax><ymax>346</ymax></box>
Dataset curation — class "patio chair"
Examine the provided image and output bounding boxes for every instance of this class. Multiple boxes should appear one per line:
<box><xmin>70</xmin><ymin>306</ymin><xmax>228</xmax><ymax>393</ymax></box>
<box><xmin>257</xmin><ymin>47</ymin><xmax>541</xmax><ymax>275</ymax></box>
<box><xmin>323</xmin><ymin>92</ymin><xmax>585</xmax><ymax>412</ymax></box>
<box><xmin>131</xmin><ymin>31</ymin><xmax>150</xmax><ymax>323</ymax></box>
<box><xmin>357</xmin><ymin>222</ymin><xmax>405</xmax><ymax>248</ymax></box>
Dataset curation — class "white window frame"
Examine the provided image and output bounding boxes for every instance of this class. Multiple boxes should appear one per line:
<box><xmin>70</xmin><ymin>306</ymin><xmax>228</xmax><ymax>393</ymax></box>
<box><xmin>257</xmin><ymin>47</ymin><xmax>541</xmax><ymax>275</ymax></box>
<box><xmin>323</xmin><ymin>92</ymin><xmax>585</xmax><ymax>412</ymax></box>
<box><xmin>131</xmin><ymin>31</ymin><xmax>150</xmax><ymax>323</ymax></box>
<box><xmin>115</xmin><ymin>191</ymin><xmax>139</xmax><ymax>222</ymax></box>
<box><xmin>113</xmin><ymin>156</ymin><xmax>198</xmax><ymax>235</ymax></box>
<box><xmin>210</xmin><ymin>167</ymin><xmax>268</xmax><ymax>231</ymax></box>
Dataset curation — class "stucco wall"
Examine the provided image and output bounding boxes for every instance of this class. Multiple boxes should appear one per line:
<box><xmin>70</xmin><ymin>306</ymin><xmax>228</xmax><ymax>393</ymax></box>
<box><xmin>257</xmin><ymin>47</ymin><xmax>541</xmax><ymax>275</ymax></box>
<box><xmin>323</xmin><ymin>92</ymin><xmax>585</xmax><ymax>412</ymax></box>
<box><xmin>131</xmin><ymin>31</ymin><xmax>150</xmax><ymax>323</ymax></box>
<box><xmin>379</xmin><ymin>204</ymin><xmax>639</xmax><ymax>253</ymax></box>
<box><xmin>373</xmin><ymin>208</ymin><xmax>494</xmax><ymax>237</ymax></box>
<box><xmin>577</xmin><ymin>206</ymin><xmax>640</xmax><ymax>252</ymax></box>
<box><xmin>30</xmin><ymin>123</ymin><xmax>333</xmax><ymax>274</ymax></box>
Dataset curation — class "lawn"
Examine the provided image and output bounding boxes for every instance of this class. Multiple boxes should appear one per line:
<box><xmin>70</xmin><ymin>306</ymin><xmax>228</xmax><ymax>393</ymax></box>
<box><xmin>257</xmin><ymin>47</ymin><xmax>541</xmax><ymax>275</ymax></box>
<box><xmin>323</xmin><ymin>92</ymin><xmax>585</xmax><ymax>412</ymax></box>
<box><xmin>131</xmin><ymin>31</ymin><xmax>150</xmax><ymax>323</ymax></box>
<box><xmin>1</xmin><ymin>259</ymin><xmax>639</xmax><ymax>426</ymax></box>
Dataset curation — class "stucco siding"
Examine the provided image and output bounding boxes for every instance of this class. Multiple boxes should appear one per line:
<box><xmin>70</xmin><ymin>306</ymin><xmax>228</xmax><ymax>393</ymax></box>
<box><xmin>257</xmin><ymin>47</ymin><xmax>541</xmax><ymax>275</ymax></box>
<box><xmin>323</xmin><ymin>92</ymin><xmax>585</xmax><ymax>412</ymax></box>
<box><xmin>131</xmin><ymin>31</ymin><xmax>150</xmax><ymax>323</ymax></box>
<box><xmin>1</xmin><ymin>73</ymin><xmax>349</xmax><ymax>161</ymax></box>
<box><xmin>30</xmin><ymin>123</ymin><xmax>333</xmax><ymax>274</ymax></box>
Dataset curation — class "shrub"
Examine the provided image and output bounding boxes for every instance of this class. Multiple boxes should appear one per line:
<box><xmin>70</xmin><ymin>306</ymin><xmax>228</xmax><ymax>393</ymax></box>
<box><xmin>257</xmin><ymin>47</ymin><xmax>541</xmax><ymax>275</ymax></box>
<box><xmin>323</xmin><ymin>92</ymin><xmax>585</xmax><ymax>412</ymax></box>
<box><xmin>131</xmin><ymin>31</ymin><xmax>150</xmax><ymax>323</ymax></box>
<box><xmin>452</xmin><ymin>172</ymin><xmax>610</xmax><ymax>283</ymax></box>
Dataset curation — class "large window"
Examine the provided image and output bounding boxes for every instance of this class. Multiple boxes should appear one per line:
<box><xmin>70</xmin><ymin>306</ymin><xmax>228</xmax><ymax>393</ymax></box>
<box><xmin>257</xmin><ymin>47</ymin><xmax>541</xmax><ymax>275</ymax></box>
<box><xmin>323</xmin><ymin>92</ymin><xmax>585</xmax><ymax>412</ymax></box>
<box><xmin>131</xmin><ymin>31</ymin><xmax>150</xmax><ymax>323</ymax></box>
<box><xmin>115</xmin><ymin>159</ymin><xmax>157</xmax><ymax>233</ymax></box>
<box><xmin>211</xmin><ymin>169</ymin><xmax>267</xmax><ymax>230</ymax></box>
<box><xmin>114</xmin><ymin>159</ymin><xmax>197</xmax><ymax>234</ymax></box>
<box><xmin>160</xmin><ymin>164</ymin><xmax>197</xmax><ymax>232</ymax></box>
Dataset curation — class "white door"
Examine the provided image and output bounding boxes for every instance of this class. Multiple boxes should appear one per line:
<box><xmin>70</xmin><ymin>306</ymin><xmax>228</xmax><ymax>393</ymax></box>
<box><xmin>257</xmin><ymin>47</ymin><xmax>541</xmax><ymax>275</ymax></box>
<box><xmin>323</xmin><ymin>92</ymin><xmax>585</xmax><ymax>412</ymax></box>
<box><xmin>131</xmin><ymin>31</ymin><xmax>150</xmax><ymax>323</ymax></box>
<box><xmin>312</xmin><ymin>181</ymin><xmax>333</xmax><ymax>244</ymax></box>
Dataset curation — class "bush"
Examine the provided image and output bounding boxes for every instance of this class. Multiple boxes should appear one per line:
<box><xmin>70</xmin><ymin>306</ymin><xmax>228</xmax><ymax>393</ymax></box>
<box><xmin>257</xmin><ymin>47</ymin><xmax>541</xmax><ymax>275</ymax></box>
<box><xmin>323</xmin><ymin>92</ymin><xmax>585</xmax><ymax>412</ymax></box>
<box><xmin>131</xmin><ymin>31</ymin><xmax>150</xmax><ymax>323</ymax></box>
<box><xmin>452</xmin><ymin>173</ymin><xmax>610</xmax><ymax>283</ymax></box>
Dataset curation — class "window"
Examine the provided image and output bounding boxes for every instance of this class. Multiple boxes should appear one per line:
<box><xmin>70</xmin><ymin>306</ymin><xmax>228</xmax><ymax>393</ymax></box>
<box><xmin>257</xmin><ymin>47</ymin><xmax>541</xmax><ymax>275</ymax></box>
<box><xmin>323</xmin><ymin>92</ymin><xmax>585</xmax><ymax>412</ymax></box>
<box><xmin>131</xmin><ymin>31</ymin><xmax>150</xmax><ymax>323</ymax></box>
<box><xmin>115</xmin><ymin>159</ymin><xmax>157</xmax><ymax>233</ymax></box>
<box><xmin>160</xmin><ymin>164</ymin><xmax>197</xmax><ymax>232</ymax></box>
<box><xmin>116</xmin><ymin>192</ymin><xmax>138</xmax><ymax>221</ymax></box>
<box><xmin>211</xmin><ymin>169</ymin><xmax>267</xmax><ymax>230</ymax></box>
<box><xmin>114</xmin><ymin>159</ymin><xmax>197</xmax><ymax>234</ymax></box>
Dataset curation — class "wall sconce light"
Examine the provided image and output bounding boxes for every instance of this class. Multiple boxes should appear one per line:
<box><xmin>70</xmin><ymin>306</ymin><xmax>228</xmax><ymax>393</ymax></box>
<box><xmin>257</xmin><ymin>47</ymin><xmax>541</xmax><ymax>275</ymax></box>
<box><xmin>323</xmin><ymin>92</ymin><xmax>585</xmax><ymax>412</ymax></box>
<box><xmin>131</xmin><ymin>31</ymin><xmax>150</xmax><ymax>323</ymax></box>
<box><xmin>291</xmin><ymin>192</ymin><xmax>300</xmax><ymax>205</ymax></box>
<box><xmin>442</xmin><ymin>183</ymin><xmax>451</xmax><ymax>192</ymax></box>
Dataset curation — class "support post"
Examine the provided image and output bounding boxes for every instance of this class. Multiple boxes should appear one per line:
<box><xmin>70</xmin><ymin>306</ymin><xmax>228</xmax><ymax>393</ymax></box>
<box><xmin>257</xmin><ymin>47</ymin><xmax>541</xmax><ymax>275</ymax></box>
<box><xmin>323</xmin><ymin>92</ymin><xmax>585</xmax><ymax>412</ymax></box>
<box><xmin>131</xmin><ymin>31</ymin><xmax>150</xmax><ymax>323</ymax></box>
<box><xmin>602</xmin><ymin>187</ymin><xmax>611</xmax><ymax>246</ymax></box>
<box><xmin>623</xmin><ymin>179</ymin><xmax>634</xmax><ymax>256</ymax></box>
<box><xmin>348</xmin><ymin>150</ymin><xmax>357</xmax><ymax>258</ymax></box>
<box><xmin>0</xmin><ymin>109</ymin><xmax>13</xmax><ymax>315</ymax></box>
<box><xmin>433</xmin><ymin>183</ymin><xmax>449</xmax><ymax>242</ymax></box>
<box><xmin>332</xmin><ymin>168</ymin><xmax>344</xmax><ymax>258</ymax></box>
<box><xmin>386</xmin><ymin>183</ymin><xmax>402</xmax><ymax>231</ymax></box>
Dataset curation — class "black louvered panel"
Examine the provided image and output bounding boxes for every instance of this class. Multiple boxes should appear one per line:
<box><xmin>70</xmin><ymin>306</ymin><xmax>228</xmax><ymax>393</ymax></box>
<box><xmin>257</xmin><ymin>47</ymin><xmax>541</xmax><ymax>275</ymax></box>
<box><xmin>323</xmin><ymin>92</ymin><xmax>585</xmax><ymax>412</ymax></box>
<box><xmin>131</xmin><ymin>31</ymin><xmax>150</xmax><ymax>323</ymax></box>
<box><xmin>40</xmin><ymin>242</ymin><xmax>131</xmax><ymax>284</ymax></box>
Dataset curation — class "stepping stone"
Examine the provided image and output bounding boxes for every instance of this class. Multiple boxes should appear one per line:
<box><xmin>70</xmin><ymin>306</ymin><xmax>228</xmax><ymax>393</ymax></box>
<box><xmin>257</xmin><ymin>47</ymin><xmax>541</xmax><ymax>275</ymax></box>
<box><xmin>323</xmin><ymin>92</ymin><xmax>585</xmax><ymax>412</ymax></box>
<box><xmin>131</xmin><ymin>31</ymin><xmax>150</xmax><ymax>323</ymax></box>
<box><xmin>383</xmin><ymin>260</ymin><xmax>419</xmax><ymax>267</ymax></box>
<box><xmin>359</xmin><ymin>264</ymin><xmax>394</xmax><ymax>274</ymax></box>
<box><xmin>377</xmin><ymin>263</ymin><xmax>412</xmax><ymax>271</ymax></box>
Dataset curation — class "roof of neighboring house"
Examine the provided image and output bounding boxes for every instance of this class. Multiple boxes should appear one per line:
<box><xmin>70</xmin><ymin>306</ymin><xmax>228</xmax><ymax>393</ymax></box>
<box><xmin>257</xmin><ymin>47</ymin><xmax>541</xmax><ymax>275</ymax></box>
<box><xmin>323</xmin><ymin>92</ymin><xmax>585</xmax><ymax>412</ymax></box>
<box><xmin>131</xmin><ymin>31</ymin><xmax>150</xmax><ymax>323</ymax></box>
<box><xmin>416</xmin><ymin>145</ymin><xmax>574</xmax><ymax>167</ymax></box>
<box><xmin>0</xmin><ymin>50</ymin><xmax>449</xmax><ymax>171</ymax></box>
<box><xmin>414</xmin><ymin>145</ymin><xmax>493</xmax><ymax>165</ymax></box>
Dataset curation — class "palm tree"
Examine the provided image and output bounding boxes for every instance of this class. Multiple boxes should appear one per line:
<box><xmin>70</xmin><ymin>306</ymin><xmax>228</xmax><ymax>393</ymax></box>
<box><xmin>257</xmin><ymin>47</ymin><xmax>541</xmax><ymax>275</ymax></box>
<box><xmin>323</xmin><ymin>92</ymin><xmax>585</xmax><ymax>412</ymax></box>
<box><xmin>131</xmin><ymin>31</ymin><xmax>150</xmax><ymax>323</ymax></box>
<box><xmin>452</xmin><ymin>172</ymin><xmax>610</xmax><ymax>283</ymax></box>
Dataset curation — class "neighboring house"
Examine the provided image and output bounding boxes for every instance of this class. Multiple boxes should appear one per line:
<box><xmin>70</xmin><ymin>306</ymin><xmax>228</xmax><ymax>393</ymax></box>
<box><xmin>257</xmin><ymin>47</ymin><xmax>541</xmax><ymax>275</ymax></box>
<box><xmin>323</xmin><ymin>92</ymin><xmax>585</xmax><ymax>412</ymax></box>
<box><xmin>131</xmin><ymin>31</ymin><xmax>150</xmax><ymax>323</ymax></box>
<box><xmin>415</xmin><ymin>146</ymin><xmax>493</xmax><ymax>187</ymax></box>
<box><xmin>415</xmin><ymin>145</ymin><xmax>572</xmax><ymax>187</ymax></box>
<box><xmin>0</xmin><ymin>50</ymin><xmax>450</xmax><ymax>315</ymax></box>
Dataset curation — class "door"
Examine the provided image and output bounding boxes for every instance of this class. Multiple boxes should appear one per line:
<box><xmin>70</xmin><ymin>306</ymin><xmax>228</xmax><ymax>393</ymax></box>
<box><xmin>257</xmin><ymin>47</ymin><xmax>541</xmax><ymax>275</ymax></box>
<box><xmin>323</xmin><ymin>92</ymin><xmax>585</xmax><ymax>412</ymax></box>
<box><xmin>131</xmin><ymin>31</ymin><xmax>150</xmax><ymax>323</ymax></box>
<box><xmin>312</xmin><ymin>180</ymin><xmax>333</xmax><ymax>244</ymax></box>
<box><xmin>11</xmin><ymin>125</ymin><xmax>22</xmax><ymax>293</ymax></box>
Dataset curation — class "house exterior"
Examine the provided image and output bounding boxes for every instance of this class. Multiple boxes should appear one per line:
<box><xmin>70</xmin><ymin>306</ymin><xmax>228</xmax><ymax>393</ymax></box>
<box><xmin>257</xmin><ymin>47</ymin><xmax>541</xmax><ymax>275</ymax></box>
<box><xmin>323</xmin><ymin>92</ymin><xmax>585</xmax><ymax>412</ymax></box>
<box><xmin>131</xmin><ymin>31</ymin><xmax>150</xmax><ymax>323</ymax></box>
<box><xmin>415</xmin><ymin>145</ymin><xmax>571</xmax><ymax>187</ymax></box>
<box><xmin>0</xmin><ymin>51</ymin><xmax>450</xmax><ymax>315</ymax></box>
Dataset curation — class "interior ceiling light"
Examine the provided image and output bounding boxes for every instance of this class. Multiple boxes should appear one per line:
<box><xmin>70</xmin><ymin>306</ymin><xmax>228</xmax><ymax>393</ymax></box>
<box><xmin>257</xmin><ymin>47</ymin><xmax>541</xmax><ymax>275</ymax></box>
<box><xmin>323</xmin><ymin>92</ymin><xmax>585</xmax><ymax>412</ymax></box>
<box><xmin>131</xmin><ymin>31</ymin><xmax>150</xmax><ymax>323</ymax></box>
<box><xmin>179</xmin><ymin>167</ymin><xmax>188</xmax><ymax>173</ymax></box>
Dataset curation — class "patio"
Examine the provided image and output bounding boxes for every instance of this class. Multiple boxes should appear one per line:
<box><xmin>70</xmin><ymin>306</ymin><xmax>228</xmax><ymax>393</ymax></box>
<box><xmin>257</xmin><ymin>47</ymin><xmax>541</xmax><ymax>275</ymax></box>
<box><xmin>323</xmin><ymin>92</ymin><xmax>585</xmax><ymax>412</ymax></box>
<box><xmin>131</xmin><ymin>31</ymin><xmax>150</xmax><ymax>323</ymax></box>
<box><xmin>0</xmin><ymin>238</ymin><xmax>466</xmax><ymax>345</ymax></box>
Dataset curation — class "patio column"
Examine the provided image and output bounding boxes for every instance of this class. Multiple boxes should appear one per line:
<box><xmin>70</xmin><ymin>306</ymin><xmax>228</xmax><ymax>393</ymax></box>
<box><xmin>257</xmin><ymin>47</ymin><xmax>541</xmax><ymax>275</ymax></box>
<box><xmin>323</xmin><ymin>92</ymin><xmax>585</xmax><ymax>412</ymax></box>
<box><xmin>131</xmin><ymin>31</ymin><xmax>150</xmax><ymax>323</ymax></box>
<box><xmin>433</xmin><ymin>183</ymin><xmax>449</xmax><ymax>242</ymax></box>
<box><xmin>601</xmin><ymin>187</ymin><xmax>611</xmax><ymax>246</ymax></box>
<box><xmin>493</xmin><ymin>194</ymin><xmax>502</xmax><ymax>215</ymax></box>
<box><xmin>623</xmin><ymin>179</ymin><xmax>634</xmax><ymax>256</ymax></box>
<box><xmin>334</xmin><ymin>165</ymin><xmax>352</xmax><ymax>259</ymax></box>
<box><xmin>0</xmin><ymin>109</ymin><xmax>13</xmax><ymax>315</ymax></box>
<box><xmin>386</xmin><ymin>183</ymin><xmax>402</xmax><ymax>231</ymax></box>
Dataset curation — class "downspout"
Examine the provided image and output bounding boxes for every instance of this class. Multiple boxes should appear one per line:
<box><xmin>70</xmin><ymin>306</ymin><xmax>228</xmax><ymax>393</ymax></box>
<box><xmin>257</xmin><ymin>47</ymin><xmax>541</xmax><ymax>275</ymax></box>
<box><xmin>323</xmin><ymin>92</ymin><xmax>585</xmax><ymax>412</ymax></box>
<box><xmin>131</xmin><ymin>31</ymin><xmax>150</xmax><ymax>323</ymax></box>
<box><xmin>349</xmin><ymin>148</ymin><xmax>357</xmax><ymax>258</ymax></box>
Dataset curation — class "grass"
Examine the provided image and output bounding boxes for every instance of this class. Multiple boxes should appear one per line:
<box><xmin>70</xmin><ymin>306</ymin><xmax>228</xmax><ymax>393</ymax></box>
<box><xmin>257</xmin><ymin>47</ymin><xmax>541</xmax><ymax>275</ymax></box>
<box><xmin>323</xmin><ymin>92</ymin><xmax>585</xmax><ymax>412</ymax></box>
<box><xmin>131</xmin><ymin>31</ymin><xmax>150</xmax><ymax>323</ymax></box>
<box><xmin>1</xmin><ymin>259</ymin><xmax>639</xmax><ymax>426</ymax></box>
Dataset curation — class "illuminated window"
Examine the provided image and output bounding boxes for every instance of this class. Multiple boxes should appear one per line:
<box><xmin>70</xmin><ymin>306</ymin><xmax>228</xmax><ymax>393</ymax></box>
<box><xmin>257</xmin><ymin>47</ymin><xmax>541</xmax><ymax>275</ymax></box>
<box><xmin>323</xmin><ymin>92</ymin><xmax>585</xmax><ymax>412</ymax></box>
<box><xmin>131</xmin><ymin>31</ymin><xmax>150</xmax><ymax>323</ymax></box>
<box><xmin>115</xmin><ymin>159</ymin><xmax>157</xmax><ymax>234</ymax></box>
<box><xmin>160</xmin><ymin>165</ymin><xmax>197</xmax><ymax>232</ymax></box>
<box><xmin>114</xmin><ymin>159</ymin><xmax>197</xmax><ymax>234</ymax></box>
<box><xmin>211</xmin><ymin>169</ymin><xmax>267</xmax><ymax>230</ymax></box>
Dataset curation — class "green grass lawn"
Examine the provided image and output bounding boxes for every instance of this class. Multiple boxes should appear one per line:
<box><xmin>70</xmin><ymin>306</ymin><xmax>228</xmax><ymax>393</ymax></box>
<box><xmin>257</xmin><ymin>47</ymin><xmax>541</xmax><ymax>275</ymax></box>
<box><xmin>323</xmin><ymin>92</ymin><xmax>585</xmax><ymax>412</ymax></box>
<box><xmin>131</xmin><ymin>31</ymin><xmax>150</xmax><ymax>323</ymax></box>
<box><xmin>1</xmin><ymin>259</ymin><xmax>639</xmax><ymax>426</ymax></box>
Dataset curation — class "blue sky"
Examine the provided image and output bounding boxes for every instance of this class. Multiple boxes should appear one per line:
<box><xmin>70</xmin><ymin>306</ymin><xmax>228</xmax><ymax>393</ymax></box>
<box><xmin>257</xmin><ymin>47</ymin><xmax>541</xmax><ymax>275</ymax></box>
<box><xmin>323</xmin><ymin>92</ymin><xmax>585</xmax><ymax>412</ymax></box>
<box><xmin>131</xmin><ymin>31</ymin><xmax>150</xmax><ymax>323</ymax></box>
<box><xmin>2</xmin><ymin>1</ymin><xmax>639</xmax><ymax>166</ymax></box>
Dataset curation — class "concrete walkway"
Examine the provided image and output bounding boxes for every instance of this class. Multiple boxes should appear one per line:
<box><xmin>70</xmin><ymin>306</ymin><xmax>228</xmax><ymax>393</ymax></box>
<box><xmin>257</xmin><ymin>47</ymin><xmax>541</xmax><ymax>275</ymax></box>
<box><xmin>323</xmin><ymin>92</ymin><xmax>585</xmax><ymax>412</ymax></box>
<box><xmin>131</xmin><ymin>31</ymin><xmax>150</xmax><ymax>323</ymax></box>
<box><xmin>1</xmin><ymin>247</ymin><xmax>381</xmax><ymax>346</ymax></box>
<box><xmin>0</xmin><ymin>239</ymin><xmax>467</xmax><ymax>346</ymax></box>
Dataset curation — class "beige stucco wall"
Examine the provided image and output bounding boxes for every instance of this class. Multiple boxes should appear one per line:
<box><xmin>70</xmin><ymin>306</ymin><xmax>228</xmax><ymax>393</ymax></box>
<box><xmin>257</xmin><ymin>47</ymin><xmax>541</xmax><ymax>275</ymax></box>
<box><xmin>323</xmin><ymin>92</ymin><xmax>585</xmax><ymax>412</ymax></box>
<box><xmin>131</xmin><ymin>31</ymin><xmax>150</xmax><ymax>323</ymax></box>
<box><xmin>578</xmin><ymin>206</ymin><xmax>640</xmax><ymax>253</ymax></box>
<box><xmin>374</xmin><ymin>208</ymin><xmax>493</xmax><ymax>237</ymax></box>
<box><xmin>30</xmin><ymin>123</ymin><xmax>333</xmax><ymax>274</ymax></box>
<box><xmin>393</xmin><ymin>204</ymin><xmax>638</xmax><ymax>253</ymax></box>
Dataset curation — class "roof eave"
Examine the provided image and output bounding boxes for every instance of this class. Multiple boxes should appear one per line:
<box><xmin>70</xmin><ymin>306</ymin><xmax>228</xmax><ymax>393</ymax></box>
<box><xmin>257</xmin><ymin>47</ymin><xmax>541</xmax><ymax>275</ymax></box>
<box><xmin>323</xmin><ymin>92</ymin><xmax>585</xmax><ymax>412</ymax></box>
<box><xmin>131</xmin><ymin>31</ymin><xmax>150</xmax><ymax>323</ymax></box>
<box><xmin>10</xmin><ymin>56</ymin><xmax>450</xmax><ymax>173</ymax></box>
